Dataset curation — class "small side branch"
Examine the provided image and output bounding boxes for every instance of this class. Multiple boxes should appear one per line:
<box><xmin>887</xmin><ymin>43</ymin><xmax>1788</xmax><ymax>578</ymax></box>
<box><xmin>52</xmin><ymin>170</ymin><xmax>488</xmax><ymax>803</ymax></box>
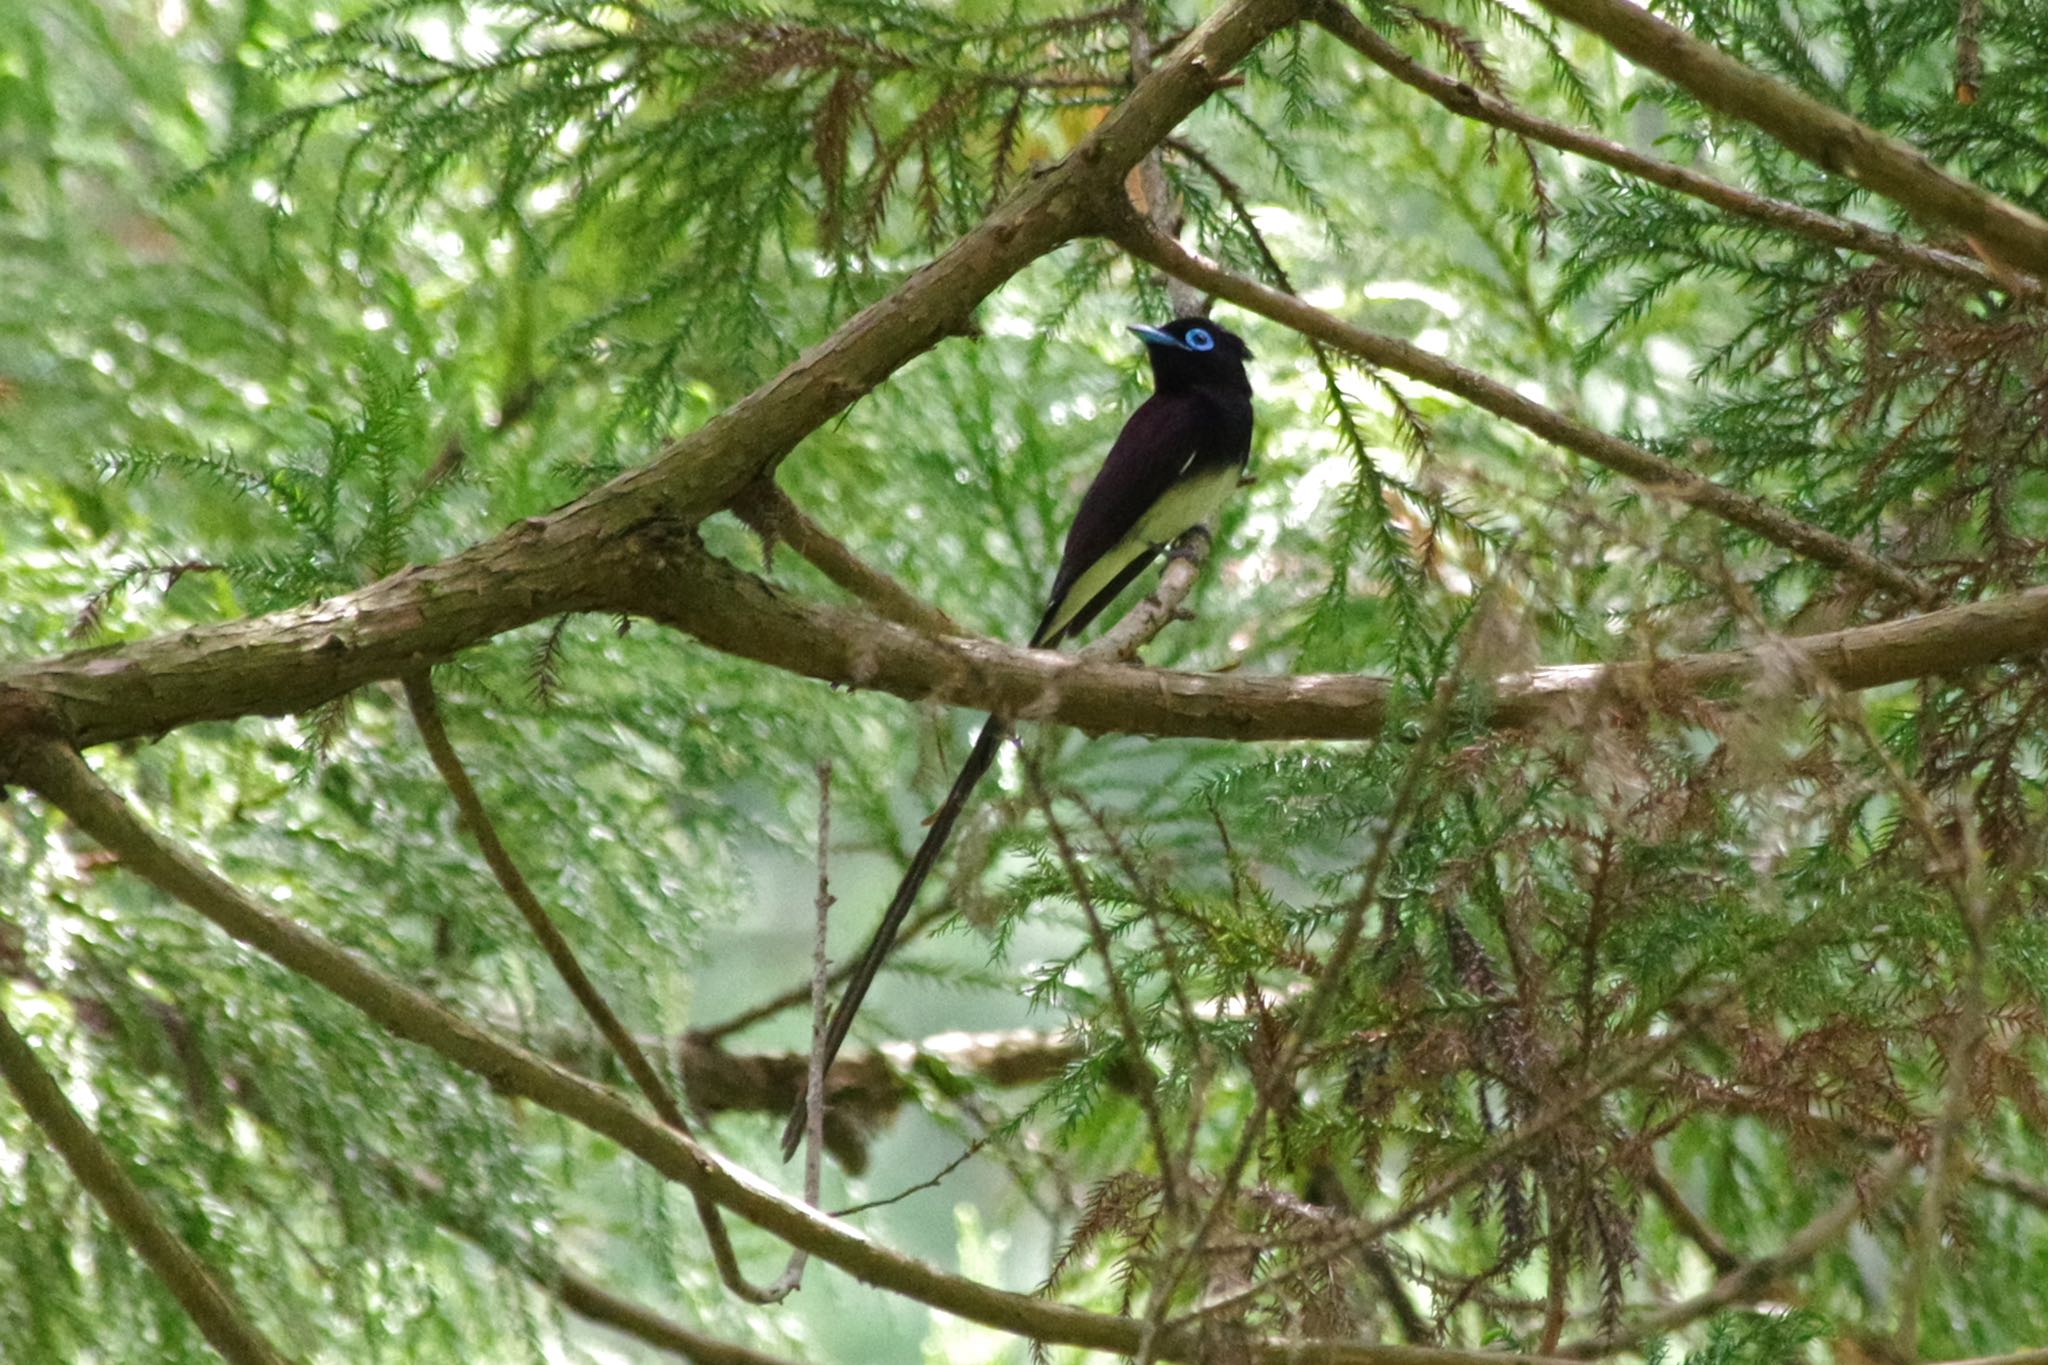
<box><xmin>1080</xmin><ymin>525</ymin><xmax>1212</xmax><ymax>663</ymax></box>
<box><xmin>1640</xmin><ymin>1162</ymin><xmax>1743</xmax><ymax>1275</ymax></box>
<box><xmin>0</xmin><ymin>999</ymin><xmax>296</xmax><ymax>1365</ymax></box>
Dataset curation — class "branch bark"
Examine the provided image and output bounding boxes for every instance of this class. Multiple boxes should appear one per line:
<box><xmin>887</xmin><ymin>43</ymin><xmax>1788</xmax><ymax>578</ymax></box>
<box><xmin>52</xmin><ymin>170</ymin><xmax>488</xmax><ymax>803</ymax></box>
<box><xmin>641</xmin><ymin>537</ymin><xmax>2048</xmax><ymax>745</ymax></box>
<box><xmin>1528</xmin><ymin>0</ymin><xmax>2048</xmax><ymax>278</ymax></box>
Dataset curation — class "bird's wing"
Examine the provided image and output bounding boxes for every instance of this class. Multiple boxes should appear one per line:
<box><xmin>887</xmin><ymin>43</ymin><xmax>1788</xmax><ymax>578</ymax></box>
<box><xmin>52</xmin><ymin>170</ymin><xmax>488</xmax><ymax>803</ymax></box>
<box><xmin>1031</xmin><ymin>392</ymin><xmax>1211</xmax><ymax>648</ymax></box>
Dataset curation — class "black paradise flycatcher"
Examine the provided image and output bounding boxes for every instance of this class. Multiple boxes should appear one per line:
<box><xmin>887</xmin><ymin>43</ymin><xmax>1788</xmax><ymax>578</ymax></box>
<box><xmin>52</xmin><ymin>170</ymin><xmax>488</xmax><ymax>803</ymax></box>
<box><xmin>782</xmin><ymin>317</ymin><xmax>1255</xmax><ymax>1157</ymax></box>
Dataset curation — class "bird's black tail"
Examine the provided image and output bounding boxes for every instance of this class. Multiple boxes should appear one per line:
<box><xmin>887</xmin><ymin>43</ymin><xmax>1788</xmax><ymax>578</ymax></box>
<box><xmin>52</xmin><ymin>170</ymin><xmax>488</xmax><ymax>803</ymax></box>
<box><xmin>779</xmin><ymin>714</ymin><xmax>1010</xmax><ymax>1159</ymax></box>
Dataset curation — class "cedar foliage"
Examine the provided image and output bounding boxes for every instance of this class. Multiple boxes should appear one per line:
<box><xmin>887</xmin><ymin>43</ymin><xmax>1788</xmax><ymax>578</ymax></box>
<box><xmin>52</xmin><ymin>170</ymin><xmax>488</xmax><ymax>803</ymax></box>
<box><xmin>4</xmin><ymin>0</ymin><xmax>2048</xmax><ymax>1361</ymax></box>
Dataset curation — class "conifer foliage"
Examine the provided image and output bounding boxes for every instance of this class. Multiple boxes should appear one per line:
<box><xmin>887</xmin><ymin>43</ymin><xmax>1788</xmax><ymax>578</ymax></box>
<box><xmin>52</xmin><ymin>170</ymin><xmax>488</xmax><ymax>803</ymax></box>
<box><xmin>5</xmin><ymin>0</ymin><xmax>2048</xmax><ymax>1361</ymax></box>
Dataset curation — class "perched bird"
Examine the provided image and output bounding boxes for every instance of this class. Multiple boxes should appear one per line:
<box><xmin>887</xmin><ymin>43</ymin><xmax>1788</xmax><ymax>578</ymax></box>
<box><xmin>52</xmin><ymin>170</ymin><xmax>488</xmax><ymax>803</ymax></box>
<box><xmin>782</xmin><ymin>317</ymin><xmax>1255</xmax><ymax>1157</ymax></box>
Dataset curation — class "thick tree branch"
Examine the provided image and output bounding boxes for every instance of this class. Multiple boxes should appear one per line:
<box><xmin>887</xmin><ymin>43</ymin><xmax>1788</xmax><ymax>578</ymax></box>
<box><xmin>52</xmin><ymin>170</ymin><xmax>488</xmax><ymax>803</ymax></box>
<box><xmin>1106</xmin><ymin>210</ymin><xmax>1935</xmax><ymax>604</ymax></box>
<box><xmin>642</xmin><ymin>538</ymin><xmax>2048</xmax><ymax>745</ymax></box>
<box><xmin>0</xmin><ymin>721</ymin><xmax>1572</xmax><ymax>1365</ymax></box>
<box><xmin>0</xmin><ymin>0</ymin><xmax>1301</xmax><ymax>754</ymax></box>
<box><xmin>0</xmin><ymin>998</ymin><xmax>295</xmax><ymax>1365</ymax></box>
<box><xmin>18</xmin><ymin>526</ymin><xmax>2044</xmax><ymax>760</ymax></box>
<box><xmin>1527</xmin><ymin>0</ymin><xmax>2048</xmax><ymax>278</ymax></box>
<box><xmin>1312</xmin><ymin>1</ymin><xmax>2000</xmax><ymax>290</ymax></box>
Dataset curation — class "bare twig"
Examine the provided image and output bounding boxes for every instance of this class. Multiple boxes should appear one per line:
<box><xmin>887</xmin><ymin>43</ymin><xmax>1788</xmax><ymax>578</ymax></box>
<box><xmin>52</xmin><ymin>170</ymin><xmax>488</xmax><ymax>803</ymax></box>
<box><xmin>793</xmin><ymin>761</ymin><xmax>835</xmax><ymax>1268</ymax></box>
<box><xmin>0</xmin><ymin>999</ymin><xmax>295</xmax><ymax>1365</ymax></box>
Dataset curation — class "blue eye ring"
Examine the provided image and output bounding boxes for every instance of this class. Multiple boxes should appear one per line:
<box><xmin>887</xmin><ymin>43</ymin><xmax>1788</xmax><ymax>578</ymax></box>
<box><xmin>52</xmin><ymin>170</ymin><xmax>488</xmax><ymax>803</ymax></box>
<box><xmin>1183</xmin><ymin>327</ymin><xmax>1216</xmax><ymax>352</ymax></box>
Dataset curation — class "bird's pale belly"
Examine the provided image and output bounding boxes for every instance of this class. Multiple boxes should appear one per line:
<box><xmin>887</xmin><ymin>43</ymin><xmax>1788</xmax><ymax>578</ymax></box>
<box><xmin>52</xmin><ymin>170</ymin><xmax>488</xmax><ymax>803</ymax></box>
<box><xmin>1041</xmin><ymin>460</ymin><xmax>1242</xmax><ymax>643</ymax></box>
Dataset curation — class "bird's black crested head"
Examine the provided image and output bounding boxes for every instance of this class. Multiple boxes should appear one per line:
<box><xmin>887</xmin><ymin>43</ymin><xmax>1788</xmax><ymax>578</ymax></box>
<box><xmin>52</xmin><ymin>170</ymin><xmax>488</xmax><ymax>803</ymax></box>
<box><xmin>1129</xmin><ymin>317</ymin><xmax>1253</xmax><ymax>394</ymax></box>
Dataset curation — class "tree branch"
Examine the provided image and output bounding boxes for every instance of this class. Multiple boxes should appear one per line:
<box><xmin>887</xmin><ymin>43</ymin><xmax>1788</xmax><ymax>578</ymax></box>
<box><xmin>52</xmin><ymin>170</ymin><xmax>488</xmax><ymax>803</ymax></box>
<box><xmin>402</xmin><ymin>673</ymin><xmax>798</xmax><ymax>1305</ymax></box>
<box><xmin>1639</xmin><ymin>1162</ymin><xmax>1743</xmax><ymax>1275</ymax></box>
<box><xmin>729</xmin><ymin>481</ymin><xmax>960</xmax><ymax>637</ymax></box>
<box><xmin>1311</xmin><ymin>1</ymin><xmax>2001</xmax><ymax>290</ymax></box>
<box><xmin>0</xmin><ymin>997</ymin><xmax>295</xmax><ymax>1365</ymax></box>
<box><xmin>641</xmin><ymin>536</ymin><xmax>2048</xmax><ymax>746</ymax></box>
<box><xmin>0</xmin><ymin>719</ymin><xmax>1576</xmax><ymax>1365</ymax></box>
<box><xmin>1105</xmin><ymin>208</ymin><xmax>1935</xmax><ymax>605</ymax></box>
<box><xmin>0</xmin><ymin>0</ymin><xmax>1303</xmax><ymax>755</ymax></box>
<box><xmin>1527</xmin><ymin>0</ymin><xmax>2048</xmax><ymax>278</ymax></box>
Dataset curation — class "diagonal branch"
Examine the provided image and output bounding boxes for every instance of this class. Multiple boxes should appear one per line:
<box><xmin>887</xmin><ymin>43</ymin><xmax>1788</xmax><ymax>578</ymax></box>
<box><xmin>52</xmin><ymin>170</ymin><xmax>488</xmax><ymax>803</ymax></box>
<box><xmin>1079</xmin><ymin>525</ymin><xmax>1214</xmax><ymax>663</ymax></box>
<box><xmin>1526</xmin><ymin>0</ymin><xmax>2048</xmax><ymax>278</ymax></box>
<box><xmin>1105</xmin><ymin>207</ymin><xmax>1935</xmax><ymax>604</ymax></box>
<box><xmin>1311</xmin><ymin>1</ymin><xmax>2000</xmax><ymax>290</ymax></box>
<box><xmin>1639</xmin><ymin>1162</ymin><xmax>1743</xmax><ymax>1276</ymax></box>
<box><xmin>729</xmin><ymin>481</ymin><xmax>960</xmax><ymax>637</ymax></box>
<box><xmin>0</xmin><ymin>998</ymin><xmax>296</xmax><ymax>1365</ymax></box>
<box><xmin>402</xmin><ymin>673</ymin><xmax>801</xmax><ymax>1306</ymax></box>
<box><xmin>0</xmin><ymin>0</ymin><xmax>1303</xmax><ymax>755</ymax></box>
<box><xmin>0</xmin><ymin>718</ymin><xmax>1583</xmax><ymax>1365</ymax></box>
